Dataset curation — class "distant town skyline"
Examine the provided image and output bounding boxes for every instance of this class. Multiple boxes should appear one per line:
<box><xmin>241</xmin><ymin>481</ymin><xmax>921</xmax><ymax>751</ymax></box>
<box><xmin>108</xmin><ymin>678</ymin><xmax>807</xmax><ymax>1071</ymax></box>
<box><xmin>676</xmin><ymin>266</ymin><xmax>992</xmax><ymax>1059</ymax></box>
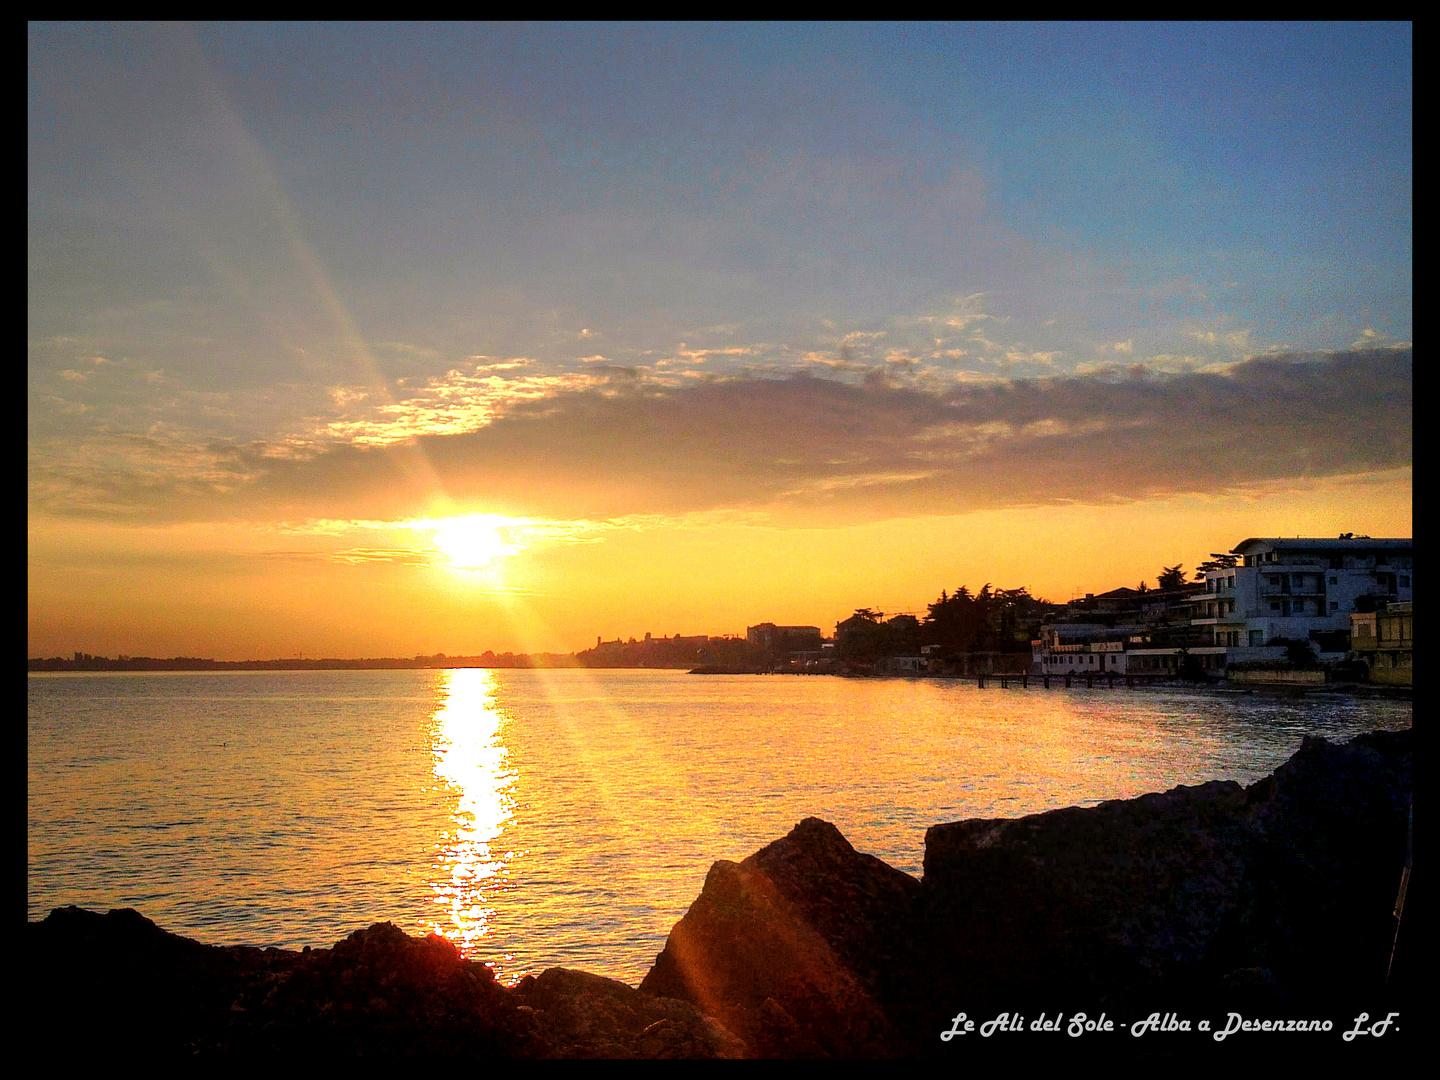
<box><xmin>30</xmin><ymin>23</ymin><xmax>1411</xmax><ymax>659</ymax></box>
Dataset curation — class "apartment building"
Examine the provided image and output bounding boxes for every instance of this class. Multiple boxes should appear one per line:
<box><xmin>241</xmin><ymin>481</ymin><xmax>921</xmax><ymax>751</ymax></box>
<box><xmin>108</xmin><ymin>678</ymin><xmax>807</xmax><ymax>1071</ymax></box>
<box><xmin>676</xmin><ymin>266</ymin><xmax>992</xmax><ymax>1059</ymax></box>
<box><xmin>1030</xmin><ymin>535</ymin><xmax>1412</xmax><ymax>676</ymax></box>
<box><xmin>1194</xmin><ymin>536</ymin><xmax>1412</xmax><ymax>661</ymax></box>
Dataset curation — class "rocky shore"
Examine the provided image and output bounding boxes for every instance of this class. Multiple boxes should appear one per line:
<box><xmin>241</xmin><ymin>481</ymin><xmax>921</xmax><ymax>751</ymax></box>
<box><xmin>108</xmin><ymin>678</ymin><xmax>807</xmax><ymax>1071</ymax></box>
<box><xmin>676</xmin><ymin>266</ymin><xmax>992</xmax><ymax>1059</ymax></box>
<box><xmin>29</xmin><ymin>729</ymin><xmax>1411</xmax><ymax>1059</ymax></box>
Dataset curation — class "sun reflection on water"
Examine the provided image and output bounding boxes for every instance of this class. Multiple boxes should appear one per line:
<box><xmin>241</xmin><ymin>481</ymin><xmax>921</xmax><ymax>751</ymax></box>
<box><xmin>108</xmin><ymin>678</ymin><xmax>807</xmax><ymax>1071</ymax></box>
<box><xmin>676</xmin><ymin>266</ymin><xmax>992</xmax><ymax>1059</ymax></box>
<box><xmin>426</xmin><ymin>668</ymin><xmax>518</xmax><ymax>961</ymax></box>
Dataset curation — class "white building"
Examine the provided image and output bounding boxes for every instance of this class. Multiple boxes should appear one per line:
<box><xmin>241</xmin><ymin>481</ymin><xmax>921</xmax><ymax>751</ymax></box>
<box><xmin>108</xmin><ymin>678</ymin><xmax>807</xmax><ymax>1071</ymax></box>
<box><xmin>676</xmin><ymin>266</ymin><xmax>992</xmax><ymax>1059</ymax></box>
<box><xmin>1029</xmin><ymin>637</ymin><xmax>1229</xmax><ymax>677</ymax></box>
<box><xmin>1192</xmin><ymin>536</ymin><xmax>1412</xmax><ymax>661</ymax></box>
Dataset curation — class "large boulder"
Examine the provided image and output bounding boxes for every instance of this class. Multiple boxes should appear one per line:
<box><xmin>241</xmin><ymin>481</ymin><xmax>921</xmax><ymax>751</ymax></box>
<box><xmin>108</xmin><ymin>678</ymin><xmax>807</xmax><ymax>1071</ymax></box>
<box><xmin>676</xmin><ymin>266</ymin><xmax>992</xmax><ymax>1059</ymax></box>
<box><xmin>26</xmin><ymin>909</ymin><xmax>533</xmax><ymax>1060</ymax></box>
<box><xmin>913</xmin><ymin>728</ymin><xmax>1413</xmax><ymax>1024</ymax></box>
<box><xmin>215</xmin><ymin>921</ymin><xmax>527</xmax><ymax>1059</ymax></box>
<box><xmin>26</xmin><ymin>907</ymin><xmax>741</xmax><ymax>1059</ymax></box>
<box><xmin>1225</xmin><ymin>729</ymin><xmax>1412</xmax><ymax>996</ymax></box>
<box><xmin>640</xmin><ymin>817</ymin><xmax>921</xmax><ymax>1056</ymax></box>
<box><xmin>921</xmin><ymin>778</ymin><xmax>1254</xmax><ymax>1000</ymax></box>
<box><xmin>639</xmin><ymin>729</ymin><xmax>1412</xmax><ymax>1057</ymax></box>
<box><xmin>515</xmin><ymin>966</ymin><xmax>744</xmax><ymax>1058</ymax></box>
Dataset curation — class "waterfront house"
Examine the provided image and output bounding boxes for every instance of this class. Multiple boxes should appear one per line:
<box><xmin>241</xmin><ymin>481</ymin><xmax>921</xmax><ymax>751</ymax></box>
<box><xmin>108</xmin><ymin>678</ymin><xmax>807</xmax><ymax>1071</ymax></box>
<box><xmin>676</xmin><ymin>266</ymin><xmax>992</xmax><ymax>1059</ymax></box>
<box><xmin>1033</xmin><ymin>584</ymin><xmax>1208</xmax><ymax>677</ymax></box>
<box><xmin>1029</xmin><ymin>535</ymin><xmax>1410</xmax><ymax>679</ymax></box>
<box><xmin>1193</xmin><ymin>536</ymin><xmax>1412</xmax><ymax>664</ymax></box>
<box><xmin>746</xmin><ymin>623</ymin><xmax>825</xmax><ymax>652</ymax></box>
<box><xmin>1350</xmin><ymin>600</ymin><xmax>1413</xmax><ymax>685</ymax></box>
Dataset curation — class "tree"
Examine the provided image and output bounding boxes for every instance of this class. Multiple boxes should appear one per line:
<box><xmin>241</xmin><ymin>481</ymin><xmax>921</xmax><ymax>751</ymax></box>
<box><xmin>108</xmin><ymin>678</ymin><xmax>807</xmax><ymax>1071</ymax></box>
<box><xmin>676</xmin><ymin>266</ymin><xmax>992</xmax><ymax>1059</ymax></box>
<box><xmin>922</xmin><ymin>583</ymin><xmax>1054</xmax><ymax>655</ymax></box>
<box><xmin>835</xmin><ymin>609</ymin><xmax>888</xmax><ymax>665</ymax></box>
<box><xmin>1157</xmin><ymin>564</ymin><xmax>1186</xmax><ymax>590</ymax></box>
<box><xmin>1265</xmin><ymin>637</ymin><xmax>1320</xmax><ymax>668</ymax></box>
<box><xmin>1136</xmin><ymin>580</ymin><xmax>1149</xmax><ymax>593</ymax></box>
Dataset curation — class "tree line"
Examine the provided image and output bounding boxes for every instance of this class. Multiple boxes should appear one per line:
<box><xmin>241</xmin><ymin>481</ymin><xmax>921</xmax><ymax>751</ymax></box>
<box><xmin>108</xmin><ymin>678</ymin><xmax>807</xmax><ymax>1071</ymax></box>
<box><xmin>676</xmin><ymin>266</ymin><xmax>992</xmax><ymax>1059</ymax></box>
<box><xmin>837</xmin><ymin>563</ymin><xmax>1196</xmax><ymax>665</ymax></box>
<box><xmin>836</xmin><ymin>584</ymin><xmax>1058</xmax><ymax>664</ymax></box>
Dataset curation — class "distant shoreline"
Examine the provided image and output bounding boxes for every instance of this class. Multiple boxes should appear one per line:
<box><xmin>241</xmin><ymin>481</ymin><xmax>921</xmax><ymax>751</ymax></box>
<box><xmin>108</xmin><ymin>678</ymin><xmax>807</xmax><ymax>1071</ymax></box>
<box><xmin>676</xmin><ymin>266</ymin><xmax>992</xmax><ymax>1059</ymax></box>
<box><xmin>27</xmin><ymin>660</ymin><xmax>1412</xmax><ymax>699</ymax></box>
<box><xmin>26</xmin><ymin>655</ymin><xmax>609</xmax><ymax>673</ymax></box>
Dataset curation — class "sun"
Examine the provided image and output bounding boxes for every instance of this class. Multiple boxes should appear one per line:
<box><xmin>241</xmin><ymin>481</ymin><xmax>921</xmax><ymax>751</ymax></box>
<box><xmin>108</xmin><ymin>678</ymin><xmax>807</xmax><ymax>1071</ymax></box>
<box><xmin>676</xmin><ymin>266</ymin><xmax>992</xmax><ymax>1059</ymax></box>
<box><xmin>430</xmin><ymin>516</ymin><xmax>521</xmax><ymax>571</ymax></box>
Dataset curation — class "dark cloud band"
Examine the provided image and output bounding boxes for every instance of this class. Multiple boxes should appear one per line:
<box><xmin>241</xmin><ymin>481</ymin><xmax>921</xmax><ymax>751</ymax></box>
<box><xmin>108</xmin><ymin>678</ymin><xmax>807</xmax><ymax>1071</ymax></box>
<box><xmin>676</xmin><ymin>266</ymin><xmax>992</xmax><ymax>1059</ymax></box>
<box><xmin>33</xmin><ymin>348</ymin><xmax>1412</xmax><ymax>525</ymax></box>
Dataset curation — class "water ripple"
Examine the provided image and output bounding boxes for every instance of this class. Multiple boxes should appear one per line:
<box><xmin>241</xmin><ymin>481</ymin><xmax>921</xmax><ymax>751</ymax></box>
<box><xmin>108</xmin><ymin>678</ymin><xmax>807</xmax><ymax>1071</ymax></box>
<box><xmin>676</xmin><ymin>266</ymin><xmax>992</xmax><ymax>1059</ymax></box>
<box><xmin>29</xmin><ymin>669</ymin><xmax>1410</xmax><ymax>983</ymax></box>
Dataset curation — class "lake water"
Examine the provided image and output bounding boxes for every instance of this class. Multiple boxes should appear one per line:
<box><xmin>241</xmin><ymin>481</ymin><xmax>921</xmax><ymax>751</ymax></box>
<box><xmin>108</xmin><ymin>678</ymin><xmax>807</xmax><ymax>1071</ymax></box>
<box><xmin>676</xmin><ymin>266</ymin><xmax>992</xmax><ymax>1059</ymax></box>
<box><xmin>27</xmin><ymin>668</ymin><xmax>1411</xmax><ymax>984</ymax></box>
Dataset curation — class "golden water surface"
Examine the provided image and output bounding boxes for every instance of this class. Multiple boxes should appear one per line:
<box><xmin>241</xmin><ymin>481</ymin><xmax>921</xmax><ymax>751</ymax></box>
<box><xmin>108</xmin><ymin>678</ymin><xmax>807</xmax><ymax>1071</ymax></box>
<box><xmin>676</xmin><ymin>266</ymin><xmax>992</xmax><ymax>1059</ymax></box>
<box><xmin>29</xmin><ymin>668</ymin><xmax>1410</xmax><ymax>983</ymax></box>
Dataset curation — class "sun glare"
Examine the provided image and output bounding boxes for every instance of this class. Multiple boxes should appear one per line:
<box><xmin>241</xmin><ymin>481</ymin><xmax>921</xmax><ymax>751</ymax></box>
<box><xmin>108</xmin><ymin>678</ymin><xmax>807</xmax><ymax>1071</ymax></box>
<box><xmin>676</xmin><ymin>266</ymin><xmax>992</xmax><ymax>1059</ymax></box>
<box><xmin>421</xmin><ymin>516</ymin><xmax>523</xmax><ymax>571</ymax></box>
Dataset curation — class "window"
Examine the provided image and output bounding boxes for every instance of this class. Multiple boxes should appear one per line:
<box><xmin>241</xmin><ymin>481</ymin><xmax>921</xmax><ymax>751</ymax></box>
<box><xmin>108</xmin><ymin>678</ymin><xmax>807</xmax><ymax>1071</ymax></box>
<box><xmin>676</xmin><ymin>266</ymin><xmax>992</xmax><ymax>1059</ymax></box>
<box><xmin>1292</xmin><ymin>574</ymin><xmax>1304</xmax><ymax>588</ymax></box>
<box><xmin>1271</xmin><ymin>602</ymin><xmax>1281</xmax><ymax>611</ymax></box>
<box><xmin>1400</xmin><ymin>576</ymin><xmax>1410</xmax><ymax>588</ymax></box>
<box><xmin>1268</xmin><ymin>575</ymin><xmax>1281</xmax><ymax>586</ymax></box>
<box><xmin>1330</xmin><ymin>602</ymin><xmax>1339</xmax><ymax>610</ymax></box>
<box><xmin>1329</xmin><ymin>576</ymin><xmax>1338</xmax><ymax>585</ymax></box>
<box><xmin>1227</xmin><ymin>576</ymin><xmax>1235</xmax><ymax>588</ymax></box>
<box><xmin>1249</xmin><ymin>630</ymin><xmax>1264</xmax><ymax>646</ymax></box>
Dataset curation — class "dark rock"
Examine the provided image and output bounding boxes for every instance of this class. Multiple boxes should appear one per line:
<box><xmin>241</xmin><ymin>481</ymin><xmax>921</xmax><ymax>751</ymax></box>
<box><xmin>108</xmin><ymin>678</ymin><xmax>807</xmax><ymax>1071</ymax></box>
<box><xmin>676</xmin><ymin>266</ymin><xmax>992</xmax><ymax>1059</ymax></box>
<box><xmin>921</xmin><ymin>779</ymin><xmax>1254</xmax><ymax>1002</ymax></box>
<box><xmin>26</xmin><ymin>729</ymin><xmax>1412</xmax><ymax>1060</ymax></box>
<box><xmin>26</xmin><ymin>907</ymin><xmax>739</xmax><ymax>1060</ymax></box>
<box><xmin>640</xmin><ymin>816</ymin><xmax>919</xmax><ymax>1056</ymax></box>
<box><xmin>911</xmin><ymin>728</ymin><xmax>1412</xmax><ymax>1038</ymax></box>
<box><xmin>519</xmin><ymin>966</ymin><xmax>744</xmax><ymax>1058</ymax></box>
<box><xmin>639</xmin><ymin>729</ymin><xmax>1411</xmax><ymax>1058</ymax></box>
<box><xmin>1222</xmin><ymin>729</ymin><xmax>1412</xmax><ymax>999</ymax></box>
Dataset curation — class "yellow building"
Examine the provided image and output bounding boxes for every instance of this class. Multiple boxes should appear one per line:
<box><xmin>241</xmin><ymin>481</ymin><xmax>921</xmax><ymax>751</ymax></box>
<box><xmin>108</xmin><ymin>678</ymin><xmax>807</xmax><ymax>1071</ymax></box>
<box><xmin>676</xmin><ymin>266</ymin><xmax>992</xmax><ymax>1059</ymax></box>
<box><xmin>1350</xmin><ymin>601</ymin><xmax>1412</xmax><ymax>685</ymax></box>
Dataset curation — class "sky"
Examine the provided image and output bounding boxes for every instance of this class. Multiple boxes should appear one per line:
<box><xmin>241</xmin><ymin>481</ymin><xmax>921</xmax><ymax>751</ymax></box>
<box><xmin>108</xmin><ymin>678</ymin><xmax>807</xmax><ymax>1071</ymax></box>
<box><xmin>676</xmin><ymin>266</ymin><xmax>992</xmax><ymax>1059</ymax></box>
<box><xmin>28</xmin><ymin>22</ymin><xmax>1412</xmax><ymax>659</ymax></box>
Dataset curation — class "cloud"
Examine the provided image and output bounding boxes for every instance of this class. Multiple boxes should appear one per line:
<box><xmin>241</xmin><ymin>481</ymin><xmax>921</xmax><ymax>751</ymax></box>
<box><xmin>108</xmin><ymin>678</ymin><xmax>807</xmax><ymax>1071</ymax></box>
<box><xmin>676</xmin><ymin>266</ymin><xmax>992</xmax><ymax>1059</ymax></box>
<box><xmin>1187</xmin><ymin>328</ymin><xmax>1252</xmax><ymax>352</ymax></box>
<box><xmin>312</xmin><ymin>363</ymin><xmax>606</xmax><ymax>446</ymax></box>
<box><xmin>261</xmin><ymin>547</ymin><xmax>438</xmax><ymax>566</ymax></box>
<box><xmin>675</xmin><ymin>345</ymin><xmax>760</xmax><ymax>363</ymax></box>
<box><xmin>31</xmin><ymin>348</ymin><xmax>1411</xmax><ymax>528</ymax></box>
<box><xmin>1350</xmin><ymin>327</ymin><xmax>1411</xmax><ymax>351</ymax></box>
<box><xmin>1002</xmin><ymin>349</ymin><xmax>1062</xmax><ymax>366</ymax></box>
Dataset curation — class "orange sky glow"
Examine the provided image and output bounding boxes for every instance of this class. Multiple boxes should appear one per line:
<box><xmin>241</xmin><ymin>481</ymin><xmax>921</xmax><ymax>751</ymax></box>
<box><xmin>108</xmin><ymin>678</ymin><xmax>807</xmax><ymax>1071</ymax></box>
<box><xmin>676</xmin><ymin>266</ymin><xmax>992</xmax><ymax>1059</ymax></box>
<box><xmin>29</xmin><ymin>466</ymin><xmax>1411</xmax><ymax>659</ymax></box>
<box><xmin>28</xmin><ymin>26</ymin><xmax>1411</xmax><ymax>660</ymax></box>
